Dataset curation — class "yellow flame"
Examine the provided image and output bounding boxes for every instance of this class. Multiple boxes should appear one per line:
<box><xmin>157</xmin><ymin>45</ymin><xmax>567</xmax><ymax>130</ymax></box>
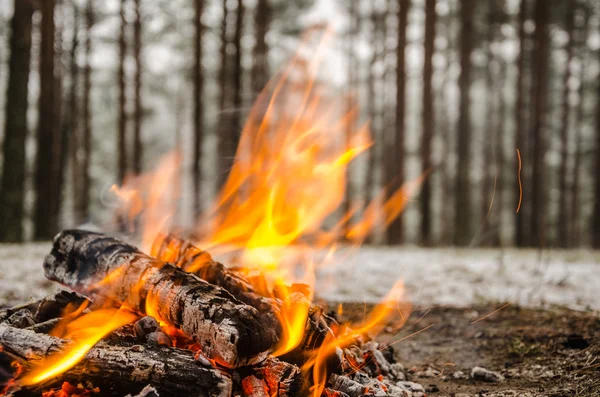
<box><xmin>21</xmin><ymin>308</ymin><xmax>138</xmax><ymax>385</ymax></box>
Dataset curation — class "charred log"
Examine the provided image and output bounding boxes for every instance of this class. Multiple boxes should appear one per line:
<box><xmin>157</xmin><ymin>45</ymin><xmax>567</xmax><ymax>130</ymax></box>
<box><xmin>0</xmin><ymin>324</ymin><xmax>232</xmax><ymax>397</ymax></box>
<box><xmin>43</xmin><ymin>230</ymin><xmax>276</xmax><ymax>368</ymax></box>
<box><xmin>152</xmin><ymin>233</ymin><xmax>338</xmax><ymax>353</ymax></box>
<box><xmin>252</xmin><ymin>357</ymin><xmax>303</xmax><ymax>397</ymax></box>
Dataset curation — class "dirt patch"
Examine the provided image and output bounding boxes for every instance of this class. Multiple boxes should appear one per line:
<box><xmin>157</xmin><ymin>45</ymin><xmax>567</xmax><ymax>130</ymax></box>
<box><xmin>334</xmin><ymin>302</ymin><xmax>600</xmax><ymax>396</ymax></box>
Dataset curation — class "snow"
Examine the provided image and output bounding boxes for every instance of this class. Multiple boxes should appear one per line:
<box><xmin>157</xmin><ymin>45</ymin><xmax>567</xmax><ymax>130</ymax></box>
<box><xmin>1</xmin><ymin>243</ymin><xmax>598</xmax><ymax>312</ymax></box>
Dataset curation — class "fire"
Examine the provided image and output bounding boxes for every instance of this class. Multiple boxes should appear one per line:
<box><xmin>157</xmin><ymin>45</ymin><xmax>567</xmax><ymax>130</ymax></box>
<box><xmin>19</xmin><ymin>30</ymin><xmax>421</xmax><ymax>393</ymax></box>
<box><xmin>21</xmin><ymin>308</ymin><xmax>137</xmax><ymax>386</ymax></box>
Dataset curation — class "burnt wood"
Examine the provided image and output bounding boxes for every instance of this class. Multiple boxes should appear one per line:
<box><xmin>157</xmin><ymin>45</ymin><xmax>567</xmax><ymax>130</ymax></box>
<box><xmin>0</xmin><ymin>324</ymin><xmax>232</xmax><ymax>397</ymax></box>
<box><xmin>43</xmin><ymin>230</ymin><xmax>276</xmax><ymax>368</ymax></box>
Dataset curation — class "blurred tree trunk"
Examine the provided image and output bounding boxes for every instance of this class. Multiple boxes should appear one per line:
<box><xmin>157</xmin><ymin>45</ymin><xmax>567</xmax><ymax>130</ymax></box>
<box><xmin>251</xmin><ymin>0</ymin><xmax>270</xmax><ymax>96</ymax></box>
<box><xmin>230</xmin><ymin>0</ymin><xmax>244</xmax><ymax>151</ymax></box>
<box><xmin>0</xmin><ymin>0</ymin><xmax>34</xmax><ymax>242</ymax></box>
<box><xmin>495</xmin><ymin>60</ymin><xmax>508</xmax><ymax>246</ymax></box>
<box><xmin>343</xmin><ymin>0</ymin><xmax>358</xmax><ymax>235</ymax></box>
<box><xmin>439</xmin><ymin>3</ymin><xmax>454</xmax><ymax>245</ymax></box>
<box><xmin>81</xmin><ymin>0</ymin><xmax>94</xmax><ymax>220</ymax></box>
<box><xmin>217</xmin><ymin>0</ymin><xmax>231</xmax><ymax>188</ymax></box>
<box><xmin>514</xmin><ymin>0</ymin><xmax>528</xmax><ymax>247</ymax></box>
<box><xmin>34</xmin><ymin>0</ymin><xmax>60</xmax><ymax>240</ymax></box>
<box><xmin>193</xmin><ymin>0</ymin><xmax>205</xmax><ymax>217</ymax></box>
<box><xmin>53</xmin><ymin>0</ymin><xmax>68</xmax><ymax>230</ymax></box>
<box><xmin>481</xmin><ymin>0</ymin><xmax>496</xmax><ymax>243</ymax></box>
<box><xmin>133</xmin><ymin>0</ymin><xmax>142</xmax><ymax>175</ymax></box>
<box><xmin>117</xmin><ymin>0</ymin><xmax>128</xmax><ymax>184</ymax></box>
<box><xmin>571</xmin><ymin>4</ymin><xmax>589</xmax><ymax>247</ymax></box>
<box><xmin>454</xmin><ymin>0</ymin><xmax>475</xmax><ymax>246</ymax></box>
<box><xmin>365</xmin><ymin>3</ymin><xmax>381</xmax><ymax>206</ymax></box>
<box><xmin>68</xmin><ymin>2</ymin><xmax>82</xmax><ymax>224</ymax></box>
<box><xmin>593</xmin><ymin>31</ymin><xmax>600</xmax><ymax>248</ymax></box>
<box><xmin>558</xmin><ymin>0</ymin><xmax>575</xmax><ymax>248</ymax></box>
<box><xmin>528</xmin><ymin>0</ymin><xmax>549</xmax><ymax>248</ymax></box>
<box><xmin>385</xmin><ymin>0</ymin><xmax>410</xmax><ymax>245</ymax></box>
<box><xmin>420</xmin><ymin>0</ymin><xmax>436</xmax><ymax>245</ymax></box>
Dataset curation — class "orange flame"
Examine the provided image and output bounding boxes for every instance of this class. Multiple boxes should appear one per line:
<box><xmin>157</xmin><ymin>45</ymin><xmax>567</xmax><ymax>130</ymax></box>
<box><xmin>25</xmin><ymin>29</ymin><xmax>422</xmax><ymax>389</ymax></box>
<box><xmin>21</xmin><ymin>308</ymin><xmax>137</xmax><ymax>386</ymax></box>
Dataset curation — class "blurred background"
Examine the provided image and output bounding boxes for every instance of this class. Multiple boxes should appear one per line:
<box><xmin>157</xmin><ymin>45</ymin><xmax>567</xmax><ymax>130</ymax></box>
<box><xmin>0</xmin><ymin>0</ymin><xmax>599</xmax><ymax>249</ymax></box>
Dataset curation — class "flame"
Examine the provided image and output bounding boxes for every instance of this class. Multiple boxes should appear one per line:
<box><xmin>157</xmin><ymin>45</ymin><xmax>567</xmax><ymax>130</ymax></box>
<box><xmin>21</xmin><ymin>308</ymin><xmax>137</xmax><ymax>386</ymax></box>
<box><xmin>25</xmin><ymin>29</ymin><xmax>423</xmax><ymax>390</ymax></box>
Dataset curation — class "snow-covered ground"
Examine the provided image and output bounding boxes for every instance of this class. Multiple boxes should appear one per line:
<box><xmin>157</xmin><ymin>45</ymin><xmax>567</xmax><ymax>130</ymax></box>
<box><xmin>1</xmin><ymin>243</ymin><xmax>599</xmax><ymax>311</ymax></box>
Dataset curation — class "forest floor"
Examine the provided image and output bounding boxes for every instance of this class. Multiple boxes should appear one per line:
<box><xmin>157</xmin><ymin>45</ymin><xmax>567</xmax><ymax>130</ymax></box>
<box><xmin>0</xmin><ymin>244</ymin><xmax>598</xmax><ymax>396</ymax></box>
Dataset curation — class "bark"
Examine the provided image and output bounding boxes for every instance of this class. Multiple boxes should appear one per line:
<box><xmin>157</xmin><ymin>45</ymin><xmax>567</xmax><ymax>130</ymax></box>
<box><xmin>593</xmin><ymin>31</ymin><xmax>600</xmax><ymax>248</ymax></box>
<box><xmin>252</xmin><ymin>357</ymin><xmax>303</xmax><ymax>397</ymax></box>
<box><xmin>0</xmin><ymin>0</ymin><xmax>34</xmax><ymax>242</ymax></box>
<box><xmin>81</xmin><ymin>0</ymin><xmax>93</xmax><ymax>220</ymax></box>
<box><xmin>54</xmin><ymin>0</ymin><xmax>68</xmax><ymax>233</ymax></box>
<box><xmin>117</xmin><ymin>0</ymin><xmax>128</xmax><ymax>184</ymax></box>
<box><xmin>43</xmin><ymin>230</ymin><xmax>276</xmax><ymax>368</ymax></box>
<box><xmin>151</xmin><ymin>233</ymin><xmax>337</xmax><ymax>355</ymax></box>
<box><xmin>68</xmin><ymin>2</ymin><xmax>82</xmax><ymax>224</ymax></box>
<box><xmin>558</xmin><ymin>0</ymin><xmax>575</xmax><ymax>248</ymax></box>
<box><xmin>514</xmin><ymin>0</ymin><xmax>528</xmax><ymax>247</ymax></box>
<box><xmin>231</xmin><ymin>0</ymin><xmax>244</xmax><ymax>137</ymax></box>
<box><xmin>364</xmin><ymin>4</ymin><xmax>380</xmax><ymax>211</ymax></box>
<box><xmin>34</xmin><ymin>0</ymin><xmax>60</xmax><ymax>241</ymax></box>
<box><xmin>529</xmin><ymin>0</ymin><xmax>549</xmax><ymax>248</ymax></box>
<box><xmin>251</xmin><ymin>0</ymin><xmax>270</xmax><ymax>96</ymax></box>
<box><xmin>386</xmin><ymin>0</ymin><xmax>410</xmax><ymax>245</ymax></box>
<box><xmin>494</xmin><ymin>61</ymin><xmax>508</xmax><ymax>247</ymax></box>
<box><xmin>420</xmin><ymin>0</ymin><xmax>436</xmax><ymax>245</ymax></box>
<box><xmin>133</xmin><ymin>0</ymin><xmax>142</xmax><ymax>175</ymax></box>
<box><xmin>193</xmin><ymin>0</ymin><xmax>205</xmax><ymax>217</ymax></box>
<box><xmin>481</xmin><ymin>0</ymin><xmax>496</xmax><ymax>242</ymax></box>
<box><xmin>571</xmin><ymin>6</ymin><xmax>590</xmax><ymax>247</ymax></box>
<box><xmin>454</xmin><ymin>0</ymin><xmax>476</xmax><ymax>246</ymax></box>
<box><xmin>217</xmin><ymin>0</ymin><xmax>231</xmax><ymax>189</ymax></box>
<box><xmin>0</xmin><ymin>325</ymin><xmax>233</xmax><ymax>397</ymax></box>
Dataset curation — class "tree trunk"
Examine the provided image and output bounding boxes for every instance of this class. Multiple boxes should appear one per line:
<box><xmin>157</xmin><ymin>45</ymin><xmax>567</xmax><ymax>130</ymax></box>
<box><xmin>593</xmin><ymin>31</ymin><xmax>600</xmax><ymax>248</ymax></box>
<box><xmin>34</xmin><ymin>0</ymin><xmax>60</xmax><ymax>241</ymax></box>
<box><xmin>68</xmin><ymin>2</ymin><xmax>82</xmax><ymax>224</ymax></box>
<box><xmin>133</xmin><ymin>0</ymin><xmax>142</xmax><ymax>175</ymax></box>
<box><xmin>420</xmin><ymin>0</ymin><xmax>436</xmax><ymax>245</ymax></box>
<box><xmin>0</xmin><ymin>0</ymin><xmax>34</xmax><ymax>242</ymax></box>
<box><xmin>216</xmin><ymin>0</ymin><xmax>231</xmax><ymax>189</ymax></box>
<box><xmin>117</xmin><ymin>0</ymin><xmax>128</xmax><ymax>184</ymax></box>
<box><xmin>481</xmin><ymin>0</ymin><xmax>496</xmax><ymax>243</ymax></box>
<box><xmin>230</xmin><ymin>0</ymin><xmax>244</xmax><ymax>157</ymax></box>
<box><xmin>386</xmin><ymin>0</ymin><xmax>410</xmax><ymax>245</ymax></box>
<box><xmin>454</xmin><ymin>0</ymin><xmax>475</xmax><ymax>246</ymax></box>
<box><xmin>193</xmin><ymin>0</ymin><xmax>205</xmax><ymax>217</ymax></box>
<box><xmin>571</xmin><ymin>5</ymin><xmax>589</xmax><ymax>248</ymax></box>
<box><xmin>558</xmin><ymin>0</ymin><xmax>575</xmax><ymax>248</ymax></box>
<box><xmin>251</xmin><ymin>0</ymin><xmax>270</xmax><ymax>96</ymax></box>
<box><xmin>528</xmin><ymin>0</ymin><xmax>549</xmax><ymax>248</ymax></box>
<box><xmin>81</xmin><ymin>0</ymin><xmax>94</xmax><ymax>220</ymax></box>
<box><xmin>514</xmin><ymin>0</ymin><xmax>528</xmax><ymax>247</ymax></box>
<box><xmin>54</xmin><ymin>0</ymin><xmax>68</xmax><ymax>232</ymax></box>
<box><xmin>494</xmin><ymin>60</ymin><xmax>508</xmax><ymax>247</ymax></box>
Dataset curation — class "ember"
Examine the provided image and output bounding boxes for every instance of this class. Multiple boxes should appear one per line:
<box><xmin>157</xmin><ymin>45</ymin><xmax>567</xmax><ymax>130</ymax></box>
<box><xmin>0</xmin><ymin>35</ymin><xmax>424</xmax><ymax>397</ymax></box>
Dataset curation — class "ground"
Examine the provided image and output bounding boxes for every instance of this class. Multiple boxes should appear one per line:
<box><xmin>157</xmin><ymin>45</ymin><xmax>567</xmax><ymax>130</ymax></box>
<box><xmin>1</xmin><ymin>243</ymin><xmax>599</xmax><ymax>396</ymax></box>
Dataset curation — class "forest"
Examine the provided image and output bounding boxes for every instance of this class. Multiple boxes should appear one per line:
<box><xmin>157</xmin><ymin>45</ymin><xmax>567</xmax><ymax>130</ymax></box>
<box><xmin>0</xmin><ymin>0</ymin><xmax>599</xmax><ymax>249</ymax></box>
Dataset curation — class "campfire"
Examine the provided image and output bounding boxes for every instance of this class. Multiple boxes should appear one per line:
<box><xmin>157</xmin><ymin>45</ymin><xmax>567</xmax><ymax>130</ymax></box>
<box><xmin>0</xmin><ymin>36</ymin><xmax>424</xmax><ymax>397</ymax></box>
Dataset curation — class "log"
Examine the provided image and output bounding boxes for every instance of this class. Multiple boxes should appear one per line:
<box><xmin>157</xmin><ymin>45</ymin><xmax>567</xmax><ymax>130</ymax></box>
<box><xmin>0</xmin><ymin>324</ymin><xmax>232</xmax><ymax>397</ymax></box>
<box><xmin>43</xmin><ymin>230</ymin><xmax>276</xmax><ymax>368</ymax></box>
<box><xmin>151</xmin><ymin>233</ymin><xmax>278</xmax><ymax>316</ymax></box>
<box><xmin>252</xmin><ymin>357</ymin><xmax>303</xmax><ymax>397</ymax></box>
<box><xmin>151</xmin><ymin>234</ymin><xmax>338</xmax><ymax>353</ymax></box>
<box><xmin>241</xmin><ymin>376</ymin><xmax>270</xmax><ymax>397</ymax></box>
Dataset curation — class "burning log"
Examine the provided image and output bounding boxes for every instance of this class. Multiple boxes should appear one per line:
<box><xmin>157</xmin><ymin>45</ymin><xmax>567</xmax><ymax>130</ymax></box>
<box><xmin>241</xmin><ymin>376</ymin><xmax>270</xmax><ymax>397</ymax></box>
<box><xmin>43</xmin><ymin>230</ymin><xmax>276</xmax><ymax>368</ymax></box>
<box><xmin>0</xmin><ymin>324</ymin><xmax>232</xmax><ymax>397</ymax></box>
<box><xmin>152</xmin><ymin>233</ymin><xmax>338</xmax><ymax>353</ymax></box>
<box><xmin>252</xmin><ymin>357</ymin><xmax>303</xmax><ymax>397</ymax></box>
